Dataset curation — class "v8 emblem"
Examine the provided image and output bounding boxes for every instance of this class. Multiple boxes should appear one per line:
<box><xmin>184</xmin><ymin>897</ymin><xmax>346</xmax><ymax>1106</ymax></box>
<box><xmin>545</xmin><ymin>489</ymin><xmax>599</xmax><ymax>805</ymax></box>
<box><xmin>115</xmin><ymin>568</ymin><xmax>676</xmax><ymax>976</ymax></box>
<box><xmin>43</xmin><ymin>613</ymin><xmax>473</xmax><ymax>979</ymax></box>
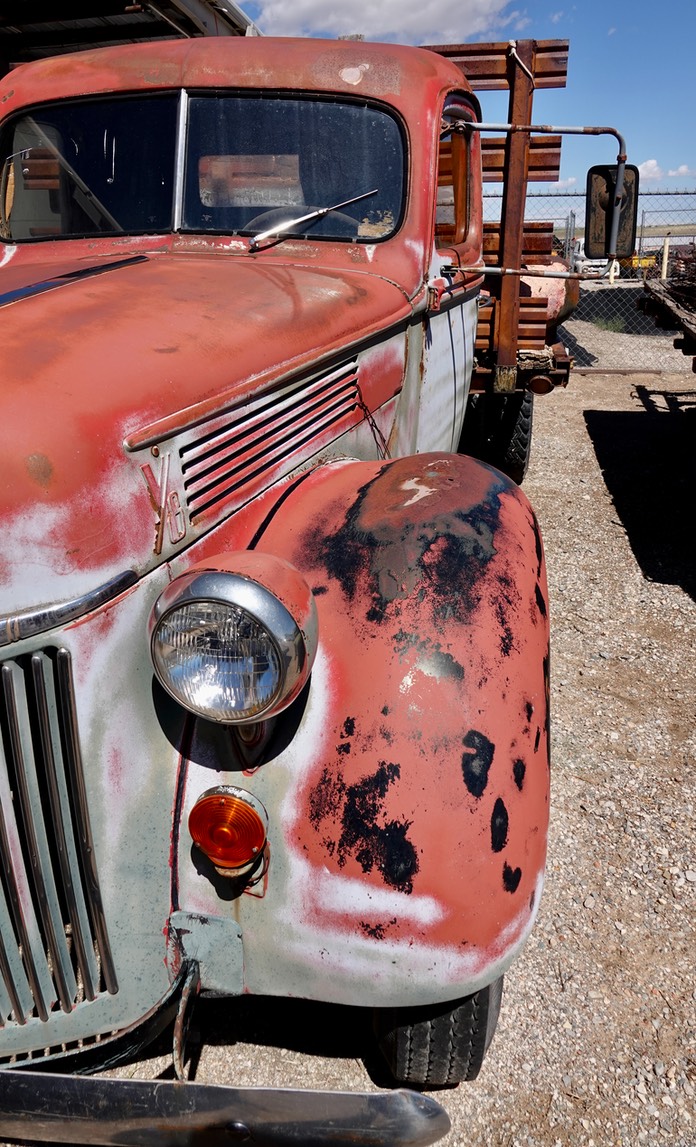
<box><xmin>141</xmin><ymin>452</ymin><xmax>187</xmax><ymax>554</ymax></box>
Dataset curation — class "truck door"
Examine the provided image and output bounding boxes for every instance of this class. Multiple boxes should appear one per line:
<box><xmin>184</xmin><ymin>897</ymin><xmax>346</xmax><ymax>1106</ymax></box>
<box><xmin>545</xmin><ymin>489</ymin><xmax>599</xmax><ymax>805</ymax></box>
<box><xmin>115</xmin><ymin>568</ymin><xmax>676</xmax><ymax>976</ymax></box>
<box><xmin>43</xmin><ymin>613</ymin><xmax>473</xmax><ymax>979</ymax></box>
<box><xmin>415</xmin><ymin>95</ymin><xmax>483</xmax><ymax>453</ymax></box>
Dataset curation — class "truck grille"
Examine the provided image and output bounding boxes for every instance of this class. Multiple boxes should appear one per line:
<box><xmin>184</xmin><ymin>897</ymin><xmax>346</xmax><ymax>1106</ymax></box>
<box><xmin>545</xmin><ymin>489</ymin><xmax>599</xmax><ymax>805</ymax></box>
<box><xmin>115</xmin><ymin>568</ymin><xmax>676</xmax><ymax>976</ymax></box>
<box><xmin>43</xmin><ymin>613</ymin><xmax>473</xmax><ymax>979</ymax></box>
<box><xmin>180</xmin><ymin>360</ymin><xmax>362</xmax><ymax>521</ymax></box>
<box><xmin>0</xmin><ymin>648</ymin><xmax>117</xmax><ymax>1027</ymax></box>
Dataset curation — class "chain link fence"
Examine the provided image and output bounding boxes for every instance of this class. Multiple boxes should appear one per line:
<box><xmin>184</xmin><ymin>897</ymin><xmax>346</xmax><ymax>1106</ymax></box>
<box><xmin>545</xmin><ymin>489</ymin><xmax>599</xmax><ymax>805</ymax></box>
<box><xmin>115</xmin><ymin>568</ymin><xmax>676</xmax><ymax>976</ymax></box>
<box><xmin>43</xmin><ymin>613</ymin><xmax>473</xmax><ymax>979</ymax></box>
<box><xmin>484</xmin><ymin>188</ymin><xmax>696</xmax><ymax>371</ymax></box>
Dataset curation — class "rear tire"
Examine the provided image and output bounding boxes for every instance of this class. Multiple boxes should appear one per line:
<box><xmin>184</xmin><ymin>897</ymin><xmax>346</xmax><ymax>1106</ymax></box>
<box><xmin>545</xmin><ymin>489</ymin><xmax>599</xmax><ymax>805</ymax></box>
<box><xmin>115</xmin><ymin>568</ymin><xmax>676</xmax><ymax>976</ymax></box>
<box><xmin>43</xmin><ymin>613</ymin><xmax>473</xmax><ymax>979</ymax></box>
<box><xmin>373</xmin><ymin>977</ymin><xmax>504</xmax><ymax>1088</ymax></box>
<box><xmin>459</xmin><ymin>390</ymin><xmax>534</xmax><ymax>484</ymax></box>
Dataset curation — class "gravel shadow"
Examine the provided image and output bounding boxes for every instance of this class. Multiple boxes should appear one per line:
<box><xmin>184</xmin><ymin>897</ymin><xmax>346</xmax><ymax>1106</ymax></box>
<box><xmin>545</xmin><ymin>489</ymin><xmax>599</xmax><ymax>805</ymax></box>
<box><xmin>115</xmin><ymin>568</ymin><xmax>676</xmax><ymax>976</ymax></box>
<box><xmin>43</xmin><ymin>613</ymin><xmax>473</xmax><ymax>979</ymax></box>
<box><xmin>571</xmin><ymin>285</ymin><xmax>678</xmax><ymax>336</ymax></box>
<box><xmin>584</xmin><ymin>385</ymin><xmax>696</xmax><ymax>600</ymax></box>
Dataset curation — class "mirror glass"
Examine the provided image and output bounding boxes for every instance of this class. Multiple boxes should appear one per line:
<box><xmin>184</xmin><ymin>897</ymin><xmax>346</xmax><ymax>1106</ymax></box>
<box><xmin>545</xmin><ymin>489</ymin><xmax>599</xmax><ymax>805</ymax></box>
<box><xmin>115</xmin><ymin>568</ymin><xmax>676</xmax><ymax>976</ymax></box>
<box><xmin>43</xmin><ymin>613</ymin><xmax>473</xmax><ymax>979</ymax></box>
<box><xmin>584</xmin><ymin>163</ymin><xmax>639</xmax><ymax>259</ymax></box>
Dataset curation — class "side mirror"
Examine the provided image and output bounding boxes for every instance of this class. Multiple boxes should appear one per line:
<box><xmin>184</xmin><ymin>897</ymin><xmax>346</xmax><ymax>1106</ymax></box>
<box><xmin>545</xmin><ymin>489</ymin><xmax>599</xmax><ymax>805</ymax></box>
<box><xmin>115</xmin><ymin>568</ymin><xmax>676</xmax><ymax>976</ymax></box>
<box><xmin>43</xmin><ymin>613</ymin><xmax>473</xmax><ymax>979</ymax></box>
<box><xmin>584</xmin><ymin>164</ymin><xmax>639</xmax><ymax>259</ymax></box>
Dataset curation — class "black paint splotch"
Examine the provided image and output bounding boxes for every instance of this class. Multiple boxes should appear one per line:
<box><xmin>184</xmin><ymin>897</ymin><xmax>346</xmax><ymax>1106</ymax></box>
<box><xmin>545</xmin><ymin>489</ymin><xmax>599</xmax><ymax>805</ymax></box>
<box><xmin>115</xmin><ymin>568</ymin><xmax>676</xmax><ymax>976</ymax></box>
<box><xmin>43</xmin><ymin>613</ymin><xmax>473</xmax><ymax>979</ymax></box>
<box><xmin>493</xmin><ymin>572</ymin><xmax>519</xmax><ymax>658</ymax></box>
<box><xmin>494</xmin><ymin>598</ymin><xmax>514</xmax><ymax>657</ymax></box>
<box><xmin>532</xmin><ymin>513</ymin><xmax>544</xmax><ymax>579</ymax></box>
<box><xmin>313</xmin><ymin>458</ymin><xmax>506</xmax><ymax>626</ymax></box>
<box><xmin>513</xmin><ymin>758</ymin><xmax>526</xmax><ymax>790</ymax></box>
<box><xmin>490</xmin><ymin>798</ymin><xmax>509</xmax><ymax>852</ymax></box>
<box><xmin>308</xmin><ymin>761</ymin><xmax>419</xmax><ymax>894</ymax></box>
<box><xmin>461</xmin><ymin>730</ymin><xmax>494</xmax><ymax>798</ymax></box>
<box><xmin>535</xmin><ymin>583</ymin><xmax>547</xmax><ymax>619</ymax></box>
<box><xmin>340</xmin><ymin>763</ymin><xmax>418</xmax><ymax>893</ymax></box>
<box><xmin>503</xmin><ymin>863</ymin><xmax>522</xmax><ymax>893</ymax></box>
<box><xmin>316</xmin><ymin>472</ymin><xmax>384</xmax><ymax>603</ymax></box>
<box><xmin>308</xmin><ymin>767</ymin><xmax>345</xmax><ymax>829</ymax></box>
<box><xmin>543</xmin><ymin>653</ymin><xmax>551</xmax><ymax>760</ymax></box>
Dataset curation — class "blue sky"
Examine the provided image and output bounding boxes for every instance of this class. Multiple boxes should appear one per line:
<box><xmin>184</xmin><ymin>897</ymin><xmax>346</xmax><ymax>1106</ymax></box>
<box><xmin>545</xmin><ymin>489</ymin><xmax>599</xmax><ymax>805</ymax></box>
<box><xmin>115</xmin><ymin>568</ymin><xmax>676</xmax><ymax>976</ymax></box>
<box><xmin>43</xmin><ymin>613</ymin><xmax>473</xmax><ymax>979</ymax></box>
<box><xmin>242</xmin><ymin>0</ymin><xmax>695</xmax><ymax>192</ymax></box>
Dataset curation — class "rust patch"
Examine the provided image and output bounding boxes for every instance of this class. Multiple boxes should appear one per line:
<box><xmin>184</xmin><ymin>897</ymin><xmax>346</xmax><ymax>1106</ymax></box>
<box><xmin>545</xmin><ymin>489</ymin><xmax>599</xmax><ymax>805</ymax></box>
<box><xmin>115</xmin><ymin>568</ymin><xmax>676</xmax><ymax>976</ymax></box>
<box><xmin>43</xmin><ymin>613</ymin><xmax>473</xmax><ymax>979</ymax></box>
<box><xmin>25</xmin><ymin>452</ymin><xmax>53</xmax><ymax>488</ymax></box>
<box><xmin>392</xmin><ymin>630</ymin><xmax>465</xmax><ymax>680</ymax></box>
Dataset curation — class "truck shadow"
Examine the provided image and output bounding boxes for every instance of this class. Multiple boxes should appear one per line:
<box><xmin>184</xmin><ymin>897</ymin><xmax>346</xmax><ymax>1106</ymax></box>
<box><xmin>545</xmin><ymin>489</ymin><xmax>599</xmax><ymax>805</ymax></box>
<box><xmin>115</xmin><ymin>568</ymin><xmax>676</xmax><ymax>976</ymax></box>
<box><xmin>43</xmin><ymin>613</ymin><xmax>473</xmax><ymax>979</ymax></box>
<box><xmin>3</xmin><ymin>1000</ymin><xmax>391</xmax><ymax>1147</ymax></box>
<box><xmin>187</xmin><ymin>993</ymin><xmax>394</xmax><ymax>1087</ymax></box>
<box><xmin>571</xmin><ymin>286</ymin><xmax>677</xmax><ymax>336</ymax></box>
<box><xmin>583</xmin><ymin>385</ymin><xmax>696</xmax><ymax>601</ymax></box>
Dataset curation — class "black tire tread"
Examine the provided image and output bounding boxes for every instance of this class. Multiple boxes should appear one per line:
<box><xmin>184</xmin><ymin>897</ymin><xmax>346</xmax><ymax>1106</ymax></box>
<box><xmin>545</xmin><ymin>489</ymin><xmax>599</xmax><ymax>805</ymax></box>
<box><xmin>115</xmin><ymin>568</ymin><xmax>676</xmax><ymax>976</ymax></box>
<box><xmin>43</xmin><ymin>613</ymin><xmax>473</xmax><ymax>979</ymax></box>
<box><xmin>374</xmin><ymin>978</ymin><xmax>503</xmax><ymax>1088</ymax></box>
<box><xmin>459</xmin><ymin>390</ymin><xmax>534</xmax><ymax>485</ymax></box>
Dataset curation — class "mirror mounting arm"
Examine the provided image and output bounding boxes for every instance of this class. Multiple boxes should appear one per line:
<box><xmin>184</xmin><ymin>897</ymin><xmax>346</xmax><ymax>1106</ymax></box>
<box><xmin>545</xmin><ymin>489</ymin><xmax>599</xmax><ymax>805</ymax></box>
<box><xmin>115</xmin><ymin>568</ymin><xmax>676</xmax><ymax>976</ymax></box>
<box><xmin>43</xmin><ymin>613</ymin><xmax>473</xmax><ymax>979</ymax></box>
<box><xmin>466</xmin><ymin>121</ymin><xmax>631</xmax><ymax>260</ymax></box>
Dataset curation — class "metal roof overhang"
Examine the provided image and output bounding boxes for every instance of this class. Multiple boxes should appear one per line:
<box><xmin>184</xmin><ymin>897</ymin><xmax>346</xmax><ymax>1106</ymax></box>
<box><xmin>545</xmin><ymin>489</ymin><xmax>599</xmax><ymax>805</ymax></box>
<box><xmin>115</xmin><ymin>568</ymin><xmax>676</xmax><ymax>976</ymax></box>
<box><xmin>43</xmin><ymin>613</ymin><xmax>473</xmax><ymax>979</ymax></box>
<box><xmin>0</xmin><ymin>1</ymin><xmax>261</xmax><ymax>77</ymax></box>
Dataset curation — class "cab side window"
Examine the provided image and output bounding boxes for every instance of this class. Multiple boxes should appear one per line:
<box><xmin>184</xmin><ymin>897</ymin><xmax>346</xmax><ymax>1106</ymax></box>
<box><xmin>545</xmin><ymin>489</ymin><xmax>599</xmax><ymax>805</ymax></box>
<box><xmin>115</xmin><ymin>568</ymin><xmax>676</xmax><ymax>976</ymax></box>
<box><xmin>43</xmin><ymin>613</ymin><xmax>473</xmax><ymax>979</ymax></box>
<box><xmin>435</xmin><ymin>96</ymin><xmax>480</xmax><ymax>255</ymax></box>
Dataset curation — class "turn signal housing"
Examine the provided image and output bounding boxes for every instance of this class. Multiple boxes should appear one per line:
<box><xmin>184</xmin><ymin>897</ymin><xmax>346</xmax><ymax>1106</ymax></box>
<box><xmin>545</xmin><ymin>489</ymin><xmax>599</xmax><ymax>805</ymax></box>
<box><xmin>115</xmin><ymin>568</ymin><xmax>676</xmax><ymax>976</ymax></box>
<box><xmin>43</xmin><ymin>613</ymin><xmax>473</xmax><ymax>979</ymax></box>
<box><xmin>189</xmin><ymin>787</ymin><xmax>268</xmax><ymax>875</ymax></box>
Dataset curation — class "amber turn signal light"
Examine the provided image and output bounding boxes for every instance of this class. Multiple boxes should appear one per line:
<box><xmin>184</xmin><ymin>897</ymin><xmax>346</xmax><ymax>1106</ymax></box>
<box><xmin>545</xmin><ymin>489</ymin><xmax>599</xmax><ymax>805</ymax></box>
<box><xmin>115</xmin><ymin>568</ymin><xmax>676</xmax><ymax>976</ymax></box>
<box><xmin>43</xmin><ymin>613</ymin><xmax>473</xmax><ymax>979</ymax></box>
<box><xmin>189</xmin><ymin>787</ymin><xmax>268</xmax><ymax>874</ymax></box>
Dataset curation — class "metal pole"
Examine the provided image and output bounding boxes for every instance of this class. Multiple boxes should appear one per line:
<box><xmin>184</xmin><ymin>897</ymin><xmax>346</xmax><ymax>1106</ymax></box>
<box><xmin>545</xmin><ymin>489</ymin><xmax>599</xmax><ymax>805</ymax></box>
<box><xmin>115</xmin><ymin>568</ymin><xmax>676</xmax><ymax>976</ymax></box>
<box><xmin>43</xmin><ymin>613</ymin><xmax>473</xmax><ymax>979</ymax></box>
<box><xmin>661</xmin><ymin>233</ymin><xmax>671</xmax><ymax>280</ymax></box>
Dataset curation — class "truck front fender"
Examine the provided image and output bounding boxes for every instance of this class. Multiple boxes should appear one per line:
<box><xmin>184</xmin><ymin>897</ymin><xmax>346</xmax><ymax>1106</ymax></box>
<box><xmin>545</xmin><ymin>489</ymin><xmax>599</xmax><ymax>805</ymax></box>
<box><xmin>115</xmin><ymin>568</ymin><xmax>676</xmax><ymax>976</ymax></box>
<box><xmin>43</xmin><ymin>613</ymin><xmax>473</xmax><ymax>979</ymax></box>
<box><xmin>246</xmin><ymin>452</ymin><xmax>550</xmax><ymax>999</ymax></box>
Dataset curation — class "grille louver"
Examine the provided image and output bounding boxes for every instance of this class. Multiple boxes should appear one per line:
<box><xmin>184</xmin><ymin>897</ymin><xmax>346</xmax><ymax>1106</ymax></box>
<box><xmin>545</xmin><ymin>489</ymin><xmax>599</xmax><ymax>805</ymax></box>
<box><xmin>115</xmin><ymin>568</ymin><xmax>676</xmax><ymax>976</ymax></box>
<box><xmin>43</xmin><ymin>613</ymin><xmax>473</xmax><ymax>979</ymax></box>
<box><xmin>181</xmin><ymin>360</ymin><xmax>362</xmax><ymax>521</ymax></box>
<box><xmin>0</xmin><ymin>649</ymin><xmax>116</xmax><ymax>1027</ymax></box>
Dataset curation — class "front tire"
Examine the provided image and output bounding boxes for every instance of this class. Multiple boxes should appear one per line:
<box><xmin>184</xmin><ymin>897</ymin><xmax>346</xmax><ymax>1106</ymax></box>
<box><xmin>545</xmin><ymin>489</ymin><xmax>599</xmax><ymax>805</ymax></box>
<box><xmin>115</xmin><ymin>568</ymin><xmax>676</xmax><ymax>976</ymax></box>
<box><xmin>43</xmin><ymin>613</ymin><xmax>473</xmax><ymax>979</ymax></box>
<box><xmin>373</xmin><ymin>977</ymin><xmax>503</xmax><ymax>1088</ymax></box>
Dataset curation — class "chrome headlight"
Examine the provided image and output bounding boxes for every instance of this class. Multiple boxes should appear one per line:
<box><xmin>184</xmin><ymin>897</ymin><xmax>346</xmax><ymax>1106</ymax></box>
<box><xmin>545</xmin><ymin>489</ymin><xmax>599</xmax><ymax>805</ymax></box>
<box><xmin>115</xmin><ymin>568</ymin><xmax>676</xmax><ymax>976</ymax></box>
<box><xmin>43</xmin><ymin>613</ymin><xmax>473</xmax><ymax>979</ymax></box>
<box><xmin>148</xmin><ymin>553</ymin><xmax>318</xmax><ymax>723</ymax></box>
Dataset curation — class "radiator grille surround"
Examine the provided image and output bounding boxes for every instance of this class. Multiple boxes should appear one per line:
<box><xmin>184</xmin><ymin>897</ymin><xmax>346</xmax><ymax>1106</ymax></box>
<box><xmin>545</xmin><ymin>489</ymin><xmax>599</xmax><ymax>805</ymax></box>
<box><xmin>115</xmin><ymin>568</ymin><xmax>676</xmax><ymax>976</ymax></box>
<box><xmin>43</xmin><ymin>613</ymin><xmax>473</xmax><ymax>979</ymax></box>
<box><xmin>0</xmin><ymin>648</ymin><xmax>116</xmax><ymax>1028</ymax></box>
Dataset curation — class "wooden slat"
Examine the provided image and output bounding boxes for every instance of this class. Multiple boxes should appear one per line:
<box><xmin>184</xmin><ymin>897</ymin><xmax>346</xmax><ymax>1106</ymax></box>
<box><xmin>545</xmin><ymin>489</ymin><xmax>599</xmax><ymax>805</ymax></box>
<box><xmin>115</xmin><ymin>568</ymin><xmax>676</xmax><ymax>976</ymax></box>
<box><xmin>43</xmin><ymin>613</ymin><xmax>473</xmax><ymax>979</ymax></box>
<box><xmin>438</xmin><ymin>143</ymin><xmax>454</xmax><ymax>183</ymax></box>
<box><xmin>424</xmin><ymin>40</ymin><xmax>569</xmax><ymax>91</ymax></box>
<box><xmin>482</xmin><ymin>135</ymin><xmax>561</xmax><ymax>183</ymax></box>
<box><xmin>475</xmin><ymin>296</ymin><xmax>548</xmax><ymax>352</ymax></box>
<box><xmin>440</xmin><ymin>135</ymin><xmax>561</xmax><ymax>185</ymax></box>
<box><xmin>21</xmin><ymin>150</ymin><xmax>59</xmax><ymax>191</ymax></box>
<box><xmin>483</xmin><ymin>221</ymin><xmax>555</xmax><ymax>264</ymax></box>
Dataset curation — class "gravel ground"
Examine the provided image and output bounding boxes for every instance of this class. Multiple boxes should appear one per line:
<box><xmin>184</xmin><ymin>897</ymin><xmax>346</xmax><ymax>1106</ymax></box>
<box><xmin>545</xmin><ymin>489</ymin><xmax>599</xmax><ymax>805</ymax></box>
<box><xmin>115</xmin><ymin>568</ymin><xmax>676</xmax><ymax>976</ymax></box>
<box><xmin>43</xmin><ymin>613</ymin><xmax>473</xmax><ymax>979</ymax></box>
<box><xmin>558</xmin><ymin>283</ymin><xmax>692</xmax><ymax>373</ymax></box>
<box><xmin>4</xmin><ymin>371</ymin><xmax>695</xmax><ymax>1147</ymax></box>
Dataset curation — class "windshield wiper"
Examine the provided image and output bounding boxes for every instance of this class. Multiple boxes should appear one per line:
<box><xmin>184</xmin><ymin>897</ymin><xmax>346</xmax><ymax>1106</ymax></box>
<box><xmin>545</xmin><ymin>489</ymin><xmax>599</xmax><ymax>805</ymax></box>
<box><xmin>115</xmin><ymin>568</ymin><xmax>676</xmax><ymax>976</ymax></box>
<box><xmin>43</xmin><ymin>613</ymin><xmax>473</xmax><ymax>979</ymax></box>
<box><xmin>248</xmin><ymin>188</ymin><xmax>378</xmax><ymax>251</ymax></box>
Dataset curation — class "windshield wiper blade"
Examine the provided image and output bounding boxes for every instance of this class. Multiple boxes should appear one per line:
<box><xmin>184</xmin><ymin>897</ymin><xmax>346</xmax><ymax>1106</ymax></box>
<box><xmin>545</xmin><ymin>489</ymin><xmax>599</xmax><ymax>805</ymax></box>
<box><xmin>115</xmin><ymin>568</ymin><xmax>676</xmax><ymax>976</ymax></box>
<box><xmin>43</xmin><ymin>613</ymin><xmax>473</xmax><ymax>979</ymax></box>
<box><xmin>248</xmin><ymin>188</ymin><xmax>378</xmax><ymax>250</ymax></box>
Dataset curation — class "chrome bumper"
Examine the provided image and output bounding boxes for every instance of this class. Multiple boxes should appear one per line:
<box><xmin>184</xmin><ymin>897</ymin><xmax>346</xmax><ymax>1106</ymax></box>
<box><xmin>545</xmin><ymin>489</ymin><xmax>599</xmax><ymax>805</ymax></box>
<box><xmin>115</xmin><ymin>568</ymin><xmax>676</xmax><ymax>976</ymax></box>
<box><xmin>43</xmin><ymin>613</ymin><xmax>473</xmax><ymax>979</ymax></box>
<box><xmin>0</xmin><ymin>1070</ymin><xmax>450</xmax><ymax>1147</ymax></box>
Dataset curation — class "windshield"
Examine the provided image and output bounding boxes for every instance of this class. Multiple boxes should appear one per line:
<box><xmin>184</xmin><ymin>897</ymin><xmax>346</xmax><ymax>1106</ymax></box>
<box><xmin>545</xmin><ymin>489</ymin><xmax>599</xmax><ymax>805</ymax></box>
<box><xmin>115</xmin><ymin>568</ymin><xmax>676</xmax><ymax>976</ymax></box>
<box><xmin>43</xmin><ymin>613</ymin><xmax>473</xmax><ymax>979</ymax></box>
<box><xmin>0</xmin><ymin>95</ymin><xmax>178</xmax><ymax>240</ymax></box>
<box><xmin>0</xmin><ymin>93</ymin><xmax>405</xmax><ymax>244</ymax></box>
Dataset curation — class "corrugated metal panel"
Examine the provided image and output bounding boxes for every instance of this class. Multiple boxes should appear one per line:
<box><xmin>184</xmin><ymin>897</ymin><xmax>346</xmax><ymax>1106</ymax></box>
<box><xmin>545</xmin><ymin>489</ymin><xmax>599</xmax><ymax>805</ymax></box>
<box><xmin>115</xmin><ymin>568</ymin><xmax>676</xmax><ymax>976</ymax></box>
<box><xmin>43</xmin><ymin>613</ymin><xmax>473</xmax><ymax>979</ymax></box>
<box><xmin>0</xmin><ymin>1</ymin><xmax>259</xmax><ymax>74</ymax></box>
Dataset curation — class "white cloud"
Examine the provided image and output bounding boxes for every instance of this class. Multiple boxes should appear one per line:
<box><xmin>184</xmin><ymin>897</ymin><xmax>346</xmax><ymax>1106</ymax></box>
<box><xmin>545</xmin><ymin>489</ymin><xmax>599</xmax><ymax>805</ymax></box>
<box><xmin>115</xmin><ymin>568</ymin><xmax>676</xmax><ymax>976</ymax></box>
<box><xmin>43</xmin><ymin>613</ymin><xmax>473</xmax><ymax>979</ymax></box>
<box><xmin>638</xmin><ymin>159</ymin><xmax>663</xmax><ymax>181</ymax></box>
<box><xmin>668</xmin><ymin>164</ymin><xmax>691</xmax><ymax>178</ymax></box>
<box><xmin>550</xmin><ymin>11</ymin><xmax>564</xmax><ymax>24</ymax></box>
<box><xmin>551</xmin><ymin>176</ymin><xmax>577</xmax><ymax>189</ymax></box>
<box><xmin>607</xmin><ymin>26</ymin><xmax>616</xmax><ymax>35</ymax></box>
<box><xmin>253</xmin><ymin>0</ymin><xmax>524</xmax><ymax>44</ymax></box>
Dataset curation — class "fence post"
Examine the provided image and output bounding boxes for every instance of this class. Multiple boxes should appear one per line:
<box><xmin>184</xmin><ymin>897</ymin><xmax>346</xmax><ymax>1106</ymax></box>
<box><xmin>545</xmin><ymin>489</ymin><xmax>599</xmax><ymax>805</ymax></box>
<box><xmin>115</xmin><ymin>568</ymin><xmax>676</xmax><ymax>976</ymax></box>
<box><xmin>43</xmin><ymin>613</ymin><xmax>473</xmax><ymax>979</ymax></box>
<box><xmin>564</xmin><ymin>210</ymin><xmax>575</xmax><ymax>260</ymax></box>
<box><xmin>661</xmin><ymin>233</ymin><xmax>671</xmax><ymax>280</ymax></box>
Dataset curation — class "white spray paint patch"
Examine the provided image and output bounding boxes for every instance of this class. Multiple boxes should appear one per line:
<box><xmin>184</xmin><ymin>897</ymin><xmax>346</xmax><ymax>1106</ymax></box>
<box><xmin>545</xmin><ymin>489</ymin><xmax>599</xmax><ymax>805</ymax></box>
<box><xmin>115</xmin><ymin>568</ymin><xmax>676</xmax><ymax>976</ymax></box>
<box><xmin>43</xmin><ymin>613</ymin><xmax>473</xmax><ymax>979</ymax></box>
<box><xmin>339</xmin><ymin>63</ymin><xmax>370</xmax><ymax>86</ymax></box>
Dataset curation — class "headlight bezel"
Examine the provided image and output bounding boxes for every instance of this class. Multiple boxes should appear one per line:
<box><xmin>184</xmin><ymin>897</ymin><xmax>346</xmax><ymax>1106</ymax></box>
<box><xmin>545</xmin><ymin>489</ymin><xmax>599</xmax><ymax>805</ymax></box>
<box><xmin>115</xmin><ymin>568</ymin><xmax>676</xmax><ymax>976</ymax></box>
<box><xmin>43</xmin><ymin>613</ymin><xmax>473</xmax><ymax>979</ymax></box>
<box><xmin>148</xmin><ymin>556</ymin><xmax>318</xmax><ymax>725</ymax></box>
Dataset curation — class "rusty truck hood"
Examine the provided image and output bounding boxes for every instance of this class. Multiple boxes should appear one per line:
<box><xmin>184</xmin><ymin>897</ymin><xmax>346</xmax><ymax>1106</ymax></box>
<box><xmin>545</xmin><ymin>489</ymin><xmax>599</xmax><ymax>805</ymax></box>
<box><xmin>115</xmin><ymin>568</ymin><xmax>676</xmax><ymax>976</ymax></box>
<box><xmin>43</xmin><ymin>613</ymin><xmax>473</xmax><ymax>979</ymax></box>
<box><xmin>0</xmin><ymin>251</ymin><xmax>411</xmax><ymax>617</ymax></box>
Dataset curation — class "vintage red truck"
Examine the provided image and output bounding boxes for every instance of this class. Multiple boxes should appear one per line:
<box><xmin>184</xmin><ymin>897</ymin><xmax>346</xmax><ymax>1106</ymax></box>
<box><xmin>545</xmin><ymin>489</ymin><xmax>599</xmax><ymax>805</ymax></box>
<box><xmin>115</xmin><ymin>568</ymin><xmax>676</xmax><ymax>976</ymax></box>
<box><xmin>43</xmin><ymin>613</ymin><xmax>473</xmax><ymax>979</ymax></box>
<box><xmin>0</xmin><ymin>30</ymin><xmax>635</xmax><ymax>1146</ymax></box>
